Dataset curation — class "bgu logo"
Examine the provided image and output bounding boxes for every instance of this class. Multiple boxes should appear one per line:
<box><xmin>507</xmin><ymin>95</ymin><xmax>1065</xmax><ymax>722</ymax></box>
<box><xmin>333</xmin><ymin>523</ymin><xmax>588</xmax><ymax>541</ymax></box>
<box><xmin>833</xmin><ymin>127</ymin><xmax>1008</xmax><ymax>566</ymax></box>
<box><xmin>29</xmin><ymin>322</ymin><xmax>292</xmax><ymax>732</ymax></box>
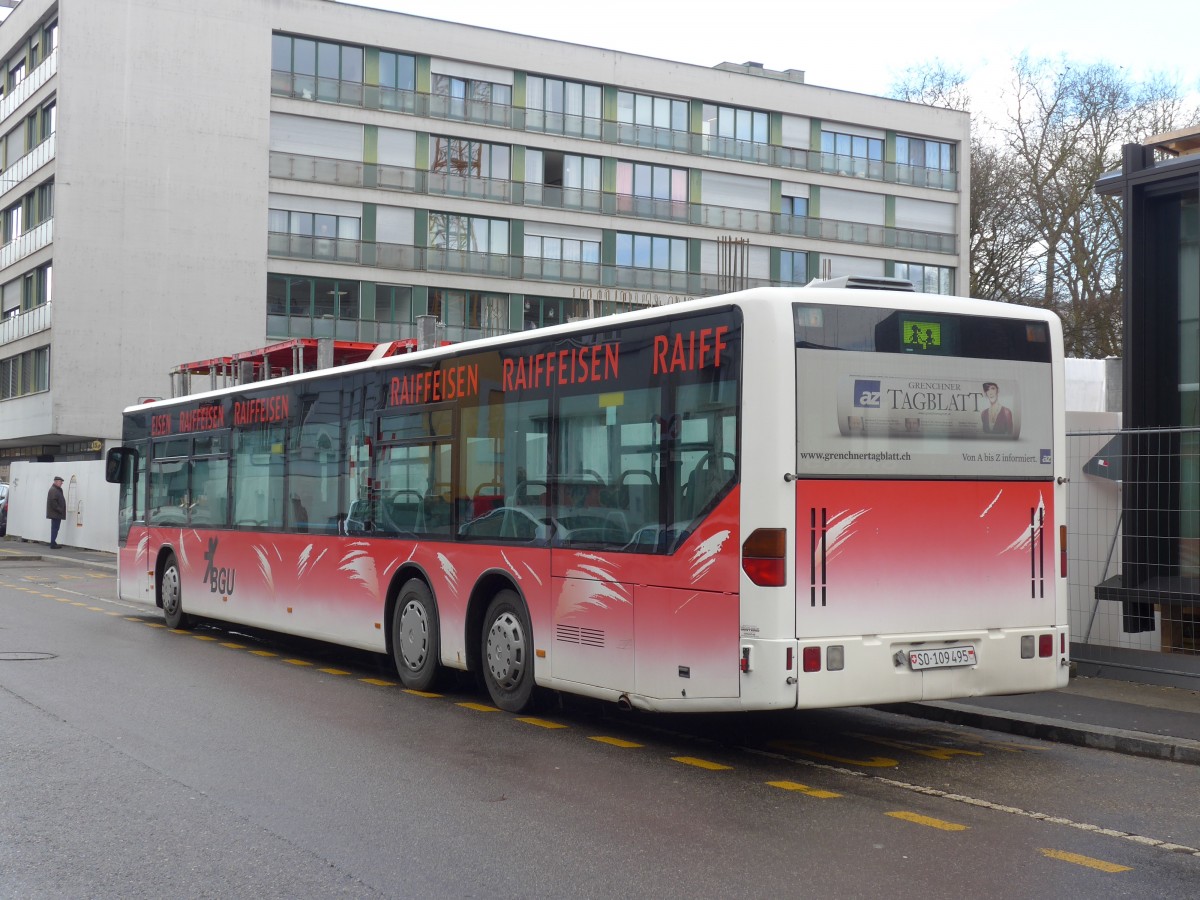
<box><xmin>202</xmin><ymin>537</ymin><xmax>237</xmax><ymax>595</ymax></box>
<box><xmin>853</xmin><ymin>379</ymin><xmax>882</xmax><ymax>408</ymax></box>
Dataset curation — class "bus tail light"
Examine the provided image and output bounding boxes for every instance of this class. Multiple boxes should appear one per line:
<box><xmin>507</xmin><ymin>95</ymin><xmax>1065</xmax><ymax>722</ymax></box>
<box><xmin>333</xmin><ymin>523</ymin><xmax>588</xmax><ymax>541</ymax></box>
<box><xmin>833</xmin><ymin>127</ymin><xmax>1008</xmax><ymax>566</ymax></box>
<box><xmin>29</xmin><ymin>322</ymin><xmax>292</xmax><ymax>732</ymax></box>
<box><xmin>1060</xmin><ymin>525</ymin><xmax>1068</xmax><ymax>578</ymax></box>
<box><xmin>802</xmin><ymin>646</ymin><xmax>821</xmax><ymax>672</ymax></box>
<box><xmin>1039</xmin><ymin>634</ymin><xmax>1053</xmax><ymax>657</ymax></box>
<box><xmin>742</xmin><ymin>528</ymin><xmax>787</xmax><ymax>586</ymax></box>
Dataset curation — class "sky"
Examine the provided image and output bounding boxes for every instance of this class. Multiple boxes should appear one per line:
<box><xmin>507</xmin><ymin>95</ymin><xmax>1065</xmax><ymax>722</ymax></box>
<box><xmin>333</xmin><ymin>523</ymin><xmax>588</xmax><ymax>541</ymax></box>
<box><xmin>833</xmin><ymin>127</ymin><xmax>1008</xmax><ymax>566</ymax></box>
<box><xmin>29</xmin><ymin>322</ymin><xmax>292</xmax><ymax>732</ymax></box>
<box><xmin>340</xmin><ymin>0</ymin><xmax>1200</xmax><ymax>114</ymax></box>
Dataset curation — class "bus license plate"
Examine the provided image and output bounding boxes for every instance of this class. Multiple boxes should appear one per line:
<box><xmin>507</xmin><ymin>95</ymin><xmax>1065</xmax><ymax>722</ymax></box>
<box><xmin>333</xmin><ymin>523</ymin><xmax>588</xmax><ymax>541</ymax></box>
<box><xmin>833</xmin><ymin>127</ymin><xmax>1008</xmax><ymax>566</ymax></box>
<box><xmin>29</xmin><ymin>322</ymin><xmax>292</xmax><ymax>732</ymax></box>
<box><xmin>908</xmin><ymin>646</ymin><xmax>977</xmax><ymax>670</ymax></box>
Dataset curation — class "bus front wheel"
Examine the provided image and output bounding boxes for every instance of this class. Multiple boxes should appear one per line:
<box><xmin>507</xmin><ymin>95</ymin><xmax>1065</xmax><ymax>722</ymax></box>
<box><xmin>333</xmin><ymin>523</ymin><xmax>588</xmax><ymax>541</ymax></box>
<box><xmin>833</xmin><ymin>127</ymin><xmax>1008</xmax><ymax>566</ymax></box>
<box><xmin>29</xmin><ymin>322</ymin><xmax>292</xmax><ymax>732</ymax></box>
<box><xmin>160</xmin><ymin>553</ymin><xmax>192</xmax><ymax>630</ymax></box>
<box><xmin>481</xmin><ymin>590</ymin><xmax>535</xmax><ymax>713</ymax></box>
<box><xmin>392</xmin><ymin>578</ymin><xmax>441</xmax><ymax>691</ymax></box>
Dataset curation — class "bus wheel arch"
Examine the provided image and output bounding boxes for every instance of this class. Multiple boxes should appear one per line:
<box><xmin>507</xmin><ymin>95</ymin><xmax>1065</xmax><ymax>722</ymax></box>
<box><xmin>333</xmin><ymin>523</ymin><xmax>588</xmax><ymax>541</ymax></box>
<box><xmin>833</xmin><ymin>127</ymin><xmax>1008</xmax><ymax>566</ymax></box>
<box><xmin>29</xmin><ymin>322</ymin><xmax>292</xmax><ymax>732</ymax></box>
<box><xmin>385</xmin><ymin>566</ymin><xmax>442</xmax><ymax>691</ymax></box>
<box><xmin>156</xmin><ymin>548</ymin><xmax>192</xmax><ymax>630</ymax></box>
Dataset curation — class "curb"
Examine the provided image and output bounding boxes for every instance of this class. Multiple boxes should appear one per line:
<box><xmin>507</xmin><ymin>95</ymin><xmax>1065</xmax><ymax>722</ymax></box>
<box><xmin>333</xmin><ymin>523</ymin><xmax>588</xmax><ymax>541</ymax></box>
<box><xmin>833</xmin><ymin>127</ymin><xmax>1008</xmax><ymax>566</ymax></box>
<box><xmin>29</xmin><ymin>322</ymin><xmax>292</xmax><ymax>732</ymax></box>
<box><xmin>883</xmin><ymin>701</ymin><xmax>1200</xmax><ymax>767</ymax></box>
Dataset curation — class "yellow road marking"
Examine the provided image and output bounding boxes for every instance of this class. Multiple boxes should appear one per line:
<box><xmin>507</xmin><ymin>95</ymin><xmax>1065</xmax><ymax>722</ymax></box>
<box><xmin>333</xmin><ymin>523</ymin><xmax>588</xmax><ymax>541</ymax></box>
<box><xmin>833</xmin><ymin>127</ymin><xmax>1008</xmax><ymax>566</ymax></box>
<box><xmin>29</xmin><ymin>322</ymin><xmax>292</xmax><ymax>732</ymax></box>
<box><xmin>458</xmin><ymin>701</ymin><xmax>499</xmax><ymax>712</ymax></box>
<box><xmin>767</xmin><ymin>780</ymin><xmax>841</xmax><ymax>799</ymax></box>
<box><xmin>87</xmin><ymin>607</ymin><xmax>104</xmax><ymax>612</ymax></box>
<box><xmin>672</xmin><ymin>756</ymin><xmax>732</xmax><ymax>771</ymax></box>
<box><xmin>192</xmin><ymin>635</ymin><xmax>217</xmax><ymax>641</ymax></box>
<box><xmin>590</xmin><ymin>736</ymin><xmax>643</xmax><ymax>749</ymax></box>
<box><xmin>518</xmin><ymin>717</ymin><xmax>568</xmax><ymax>729</ymax></box>
<box><xmin>768</xmin><ymin>740</ymin><xmax>899</xmax><ymax>768</ymax></box>
<box><xmin>887</xmin><ymin>811</ymin><xmax>969</xmax><ymax>831</ymax></box>
<box><xmin>55</xmin><ymin>597</ymin><xmax>70</xmax><ymax>602</ymax></box>
<box><xmin>402</xmin><ymin>688</ymin><xmax>442</xmax><ymax>697</ymax></box>
<box><xmin>1039</xmin><ymin>849</ymin><xmax>1131</xmax><ymax>873</ymax></box>
<box><xmin>321</xmin><ymin>668</ymin><xmax>352</xmax><ymax>676</ymax></box>
<box><xmin>360</xmin><ymin>677</ymin><xmax>397</xmax><ymax>686</ymax></box>
<box><xmin>145</xmin><ymin>623</ymin><xmax>166</xmax><ymax>628</ymax></box>
<box><xmin>851</xmin><ymin>733</ymin><xmax>984</xmax><ymax>761</ymax></box>
<box><xmin>124</xmin><ymin>616</ymin><xmax>143</xmax><ymax>622</ymax></box>
<box><xmin>250</xmin><ymin>649</ymin><xmax>277</xmax><ymax>657</ymax></box>
<box><xmin>220</xmin><ymin>642</ymin><xmax>246</xmax><ymax>649</ymax></box>
<box><xmin>284</xmin><ymin>658</ymin><xmax>312</xmax><ymax>666</ymax></box>
<box><xmin>69</xmin><ymin>600</ymin><xmax>86</xmax><ymax>605</ymax></box>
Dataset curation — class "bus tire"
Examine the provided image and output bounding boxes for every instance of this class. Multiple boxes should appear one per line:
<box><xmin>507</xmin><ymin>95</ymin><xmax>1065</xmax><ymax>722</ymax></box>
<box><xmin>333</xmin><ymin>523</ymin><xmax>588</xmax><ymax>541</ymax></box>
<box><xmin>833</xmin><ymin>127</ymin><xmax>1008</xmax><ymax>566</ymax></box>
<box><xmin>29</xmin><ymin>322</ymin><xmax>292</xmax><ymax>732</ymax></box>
<box><xmin>160</xmin><ymin>553</ymin><xmax>192</xmax><ymax>630</ymax></box>
<box><xmin>481</xmin><ymin>590</ymin><xmax>535</xmax><ymax>713</ymax></box>
<box><xmin>392</xmin><ymin>578</ymin><xmax>441</xmax><ymax>691</ymax></box>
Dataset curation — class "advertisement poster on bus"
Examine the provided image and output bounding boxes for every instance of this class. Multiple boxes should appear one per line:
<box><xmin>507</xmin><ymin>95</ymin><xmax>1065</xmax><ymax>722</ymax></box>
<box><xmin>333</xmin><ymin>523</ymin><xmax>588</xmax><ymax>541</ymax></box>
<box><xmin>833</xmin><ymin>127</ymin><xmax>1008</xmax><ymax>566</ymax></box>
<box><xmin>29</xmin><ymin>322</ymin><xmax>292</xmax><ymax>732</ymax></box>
<box><xmin>794</xmin><ymin>349</ymin><xmax>1054</xmax><ymax>479</ymax></box>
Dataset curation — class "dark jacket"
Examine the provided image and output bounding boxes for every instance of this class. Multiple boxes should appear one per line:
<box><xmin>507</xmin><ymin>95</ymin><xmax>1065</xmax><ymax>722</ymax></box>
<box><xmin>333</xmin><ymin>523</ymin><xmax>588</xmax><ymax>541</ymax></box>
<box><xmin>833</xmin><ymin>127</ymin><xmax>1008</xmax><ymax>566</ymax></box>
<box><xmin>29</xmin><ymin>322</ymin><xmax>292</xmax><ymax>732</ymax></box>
<box><xmin>46</xmin><ymin>484</ymin><xmax>66</xmax><ymax>520</ymax></box>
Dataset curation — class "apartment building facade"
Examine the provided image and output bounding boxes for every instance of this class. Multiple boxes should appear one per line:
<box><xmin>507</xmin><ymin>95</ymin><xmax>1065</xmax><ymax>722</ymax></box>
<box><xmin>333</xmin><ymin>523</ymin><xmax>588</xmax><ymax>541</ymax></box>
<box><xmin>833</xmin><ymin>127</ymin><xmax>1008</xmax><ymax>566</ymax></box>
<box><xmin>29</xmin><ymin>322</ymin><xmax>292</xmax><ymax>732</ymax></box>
<box><xmin>0</xmin><ymin>0</ymin><xmax>970</xmax><ymax>477</ymax></box>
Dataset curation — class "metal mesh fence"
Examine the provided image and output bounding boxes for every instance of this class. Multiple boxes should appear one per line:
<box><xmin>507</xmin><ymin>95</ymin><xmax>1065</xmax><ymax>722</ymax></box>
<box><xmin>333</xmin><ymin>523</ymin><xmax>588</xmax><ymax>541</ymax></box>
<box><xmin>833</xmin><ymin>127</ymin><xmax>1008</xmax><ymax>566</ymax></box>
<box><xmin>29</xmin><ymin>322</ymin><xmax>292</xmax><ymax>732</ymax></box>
<box><xmin>1068</xmin><ymin>427</ymin><xmax>1200</xmax><ymax>659</ymax></box>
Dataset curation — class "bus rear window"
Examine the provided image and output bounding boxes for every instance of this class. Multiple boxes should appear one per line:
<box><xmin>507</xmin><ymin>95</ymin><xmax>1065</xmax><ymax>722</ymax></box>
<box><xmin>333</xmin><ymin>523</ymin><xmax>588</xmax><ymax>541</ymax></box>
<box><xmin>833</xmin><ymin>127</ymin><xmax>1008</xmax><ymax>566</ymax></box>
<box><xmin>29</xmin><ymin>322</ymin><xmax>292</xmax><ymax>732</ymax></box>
<box><xmin>794</xmin><ymin>305</ymin><xmax>1051</xmax><ymax>363</ymax></box>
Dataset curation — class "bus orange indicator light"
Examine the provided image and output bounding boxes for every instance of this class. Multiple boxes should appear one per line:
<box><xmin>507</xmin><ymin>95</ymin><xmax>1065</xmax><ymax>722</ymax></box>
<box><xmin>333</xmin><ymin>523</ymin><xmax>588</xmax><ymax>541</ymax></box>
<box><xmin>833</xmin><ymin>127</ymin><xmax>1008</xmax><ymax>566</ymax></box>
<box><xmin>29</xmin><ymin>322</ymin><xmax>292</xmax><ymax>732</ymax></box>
<box><xmin>1059</xmin><ymin>525</ymin><xmax>1068</xmax><ymax>578</ymax></box>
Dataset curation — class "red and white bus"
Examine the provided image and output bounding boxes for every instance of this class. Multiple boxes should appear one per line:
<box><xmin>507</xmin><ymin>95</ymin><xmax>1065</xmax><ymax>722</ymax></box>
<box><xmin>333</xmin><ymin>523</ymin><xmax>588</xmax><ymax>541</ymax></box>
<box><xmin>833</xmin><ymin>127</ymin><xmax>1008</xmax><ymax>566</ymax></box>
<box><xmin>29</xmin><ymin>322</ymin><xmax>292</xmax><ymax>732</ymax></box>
<box><xmin>106</xmin><ymin>280</ymin><xmax>1069</xmax><ymax>713</ymax></box>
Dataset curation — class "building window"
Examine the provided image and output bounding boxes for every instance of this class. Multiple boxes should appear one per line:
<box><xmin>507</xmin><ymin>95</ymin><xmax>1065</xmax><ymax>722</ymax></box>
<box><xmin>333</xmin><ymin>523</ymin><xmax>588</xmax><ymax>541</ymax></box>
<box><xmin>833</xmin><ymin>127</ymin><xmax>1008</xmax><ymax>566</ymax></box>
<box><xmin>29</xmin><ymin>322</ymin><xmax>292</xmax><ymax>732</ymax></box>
<box><xmin>615</xmin><ymin>232</ymin><xmax>687</xmax><ymax>271</ymax></box>
<box><xmin>428</xmin><ymin>213</ymin><xmax>508</xmax><ymax>255</ymax></box>
<box><xmin>615</xmin><ymin>161</ymin><xmax>688</xmax><ymax>212</ymax></box>
<box><xmin>522</xmin><ymin>296</ymin><xmax>589</xmax><ymax>330</ymax></box>
<box><xmin>4</xmin><ymin>202</ymin><xmax>22</xmax><ymax>244</ymax></box>
<box><xmin>894</xmin><ymin>262</ymin><xmax>954</xmax><ymax>294</ymax></box>
<box><xmin>22</xmin><ymin>262</ymin><xmax>52</xmax><ymax>311</ymax></box>
<box><xmin>0</xmin><ymin>346</ymin><xmax>50</xmax><ymax>400</ymax></box>
<box><xmin>525</xmin><ymin>149</ymin><xmax>601</xmax><ymax>210</ymax></box>
<box><xmin>379</xmin><ymin>50</ymin><xmax>416</xmax><ymax>92</ymax></box>
<box><xmin>430</xmin><ymin>137</ymin><xmax>510</xmax><ymax>179</ymax></box>
<box><xmin>702</xmin><ymin>103</ymin><xmax>768</xmax><ymax>144</ymax></box>
<box><xmin>782</xmin><ymin>196</ymin><xmax>808</xmax><ymax>218</ymax></box>
<box><xmin>428</xmin><ymin>289</ymin><xmax>508</xmax><ymax>341</ymax></box>
<box><xmin>780</xmin><ymin>250</ymin><xmax>808</xmax><ymax>285</ymax></box>
<box><xmin>268</xmin><ymin>209</ymin><xmax>360</xmax><ymax>262</ymax></box>
<box><xmin>40</xmin><ymin>100</ymin><xmax>55</xmax><ymax>142</ymax></box>
<box><xmin>821</xmin><ymin>130</ymin><xmax>884</xmax><ymax>163</ymax></box>
<box><xmin>271</xmin><ymin>34</ymin><xmax>363</xmax><ymax>103</ymax></box>
<box><xmin>266</xmin><ymin>274</ymin><xmax>360</xmax><ymax>339</ymax></box>
<box><xmin>526</xmin><ymin>76</ymin><xmax>602</xmax><ymax>137</ymax></box>
<box><xmin>8</xmin><ymin>60</ymin><xmax>25</xmax><ymax>92</ymax></box>
<box><xmin>375</xmin><ymin>283</ymin><xmax>414</xmax><ymax>339</ymax></box>
<box><xmin>432</xmin><ymin>74</ymin><xmax>511</xmax><ymax>109</ymax></box>
<box><xmin>896</xmin><ymin>135</ymin><xmax>955</xmax><ymax>171</ymax></box>
<box><xmin>527</xmin><ymin>150</ymin><xmax>601</xmax><ymax>191</ymax></box>
<box><xmin>616</xmin><ymin>91</ymin><xmax>688</xmax><ymax>132</ymax></box>
<box><xmin>33</xmin><ymin>181</ymin><xmax>52</xmax><ymax>226</ymax></box>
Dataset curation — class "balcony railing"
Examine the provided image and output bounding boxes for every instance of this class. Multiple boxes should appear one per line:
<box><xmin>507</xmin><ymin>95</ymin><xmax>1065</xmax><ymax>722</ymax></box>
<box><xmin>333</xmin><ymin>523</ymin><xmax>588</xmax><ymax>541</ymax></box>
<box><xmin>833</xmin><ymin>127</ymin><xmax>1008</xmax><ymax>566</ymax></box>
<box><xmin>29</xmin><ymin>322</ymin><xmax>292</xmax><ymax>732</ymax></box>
<box><xmin>0</xmin><ymin>301</ymin><xmax>51</xmax><ymax>347</ymax></box>
<box><xmin>268</xmin><ymin>231</ymin><xmax>789</xmax><ymax>296</ymax></box>
<box><xmin>269</xmin><ymin>151</ymin><xmax>958</xmax><ymax>255</ymax></box>
<box><xmin>0</xmin><ymin>134</ymin><xmax>54</xmax><ymax>202</ymax></box>
<box><xmin>270</xmin><ymin>73</ymin><xmax>959</xmax><ymax>192</ymax></box>
<box><xmin>0</xmin><ymin>49</ymin><xmax>56</xmax><ymax>127</ymax></box>
<box><xmin>0</xmin><ymin>219</ymin><xmax>53</xmax><ymax>271</ymax></box>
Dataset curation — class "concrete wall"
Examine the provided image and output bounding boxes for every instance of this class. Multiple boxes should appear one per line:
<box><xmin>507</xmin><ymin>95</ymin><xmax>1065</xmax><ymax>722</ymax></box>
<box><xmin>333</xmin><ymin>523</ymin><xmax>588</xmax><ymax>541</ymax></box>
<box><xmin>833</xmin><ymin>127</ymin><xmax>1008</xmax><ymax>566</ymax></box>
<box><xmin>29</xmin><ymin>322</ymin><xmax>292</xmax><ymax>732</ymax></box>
<box><xmin>52</xmin><ymin>0</ymin><xmax>272</xmax><ymax>440</ymax></box>
<box><xmin>4</xmin><ymin>460</ymin><xmax>118</xmax><ymax>552</ymax></box>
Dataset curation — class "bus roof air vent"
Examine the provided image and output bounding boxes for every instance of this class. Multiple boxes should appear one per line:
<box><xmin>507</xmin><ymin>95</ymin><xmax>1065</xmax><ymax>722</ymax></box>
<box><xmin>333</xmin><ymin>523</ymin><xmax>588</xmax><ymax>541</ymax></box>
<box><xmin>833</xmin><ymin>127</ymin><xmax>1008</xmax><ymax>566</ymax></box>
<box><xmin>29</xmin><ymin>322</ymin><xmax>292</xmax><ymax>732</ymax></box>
<box><xmin>804</xmin><ymin>275</ymin><xmax>916</xmax><ymax>292</ymax></box>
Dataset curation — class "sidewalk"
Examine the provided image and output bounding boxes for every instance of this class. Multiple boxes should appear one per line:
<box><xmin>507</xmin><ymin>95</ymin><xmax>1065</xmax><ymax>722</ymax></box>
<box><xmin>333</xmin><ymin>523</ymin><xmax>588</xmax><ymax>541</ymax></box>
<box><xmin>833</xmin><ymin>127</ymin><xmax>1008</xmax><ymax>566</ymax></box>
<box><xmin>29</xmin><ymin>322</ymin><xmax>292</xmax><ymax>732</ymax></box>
<box><xmin>0</xmin><ymin>538</ymin><xmax>117</xmax><ymax>571</ymax></box>
<box><xmin>883</xmin><ymin>674</ymin><xmax>1200</xmax><ymax>766</ymax></box>
<box><xmin>4</xmin><ymin>537</ymin><xmax>1199</xmax><ymax>764</ymax></box>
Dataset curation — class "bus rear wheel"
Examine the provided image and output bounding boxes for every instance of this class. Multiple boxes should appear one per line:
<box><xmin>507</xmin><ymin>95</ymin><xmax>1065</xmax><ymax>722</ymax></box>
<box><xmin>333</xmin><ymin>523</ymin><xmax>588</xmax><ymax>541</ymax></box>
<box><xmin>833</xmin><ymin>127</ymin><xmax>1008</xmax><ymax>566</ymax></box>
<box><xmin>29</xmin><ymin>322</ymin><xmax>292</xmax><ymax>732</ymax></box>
<box><xmin>160</xmin><ymin>553</ymin><xmax>192</xmax><ymax>630</ymax></box>
<box><xmin>481</xmin><ymin>590</ymin><xmax>535</xmax><ymax>713</ymax></box>
<box><xmin>392</xmin><ymin>578</ymin><xmax>441</xmax><ymax>691</ymax></box>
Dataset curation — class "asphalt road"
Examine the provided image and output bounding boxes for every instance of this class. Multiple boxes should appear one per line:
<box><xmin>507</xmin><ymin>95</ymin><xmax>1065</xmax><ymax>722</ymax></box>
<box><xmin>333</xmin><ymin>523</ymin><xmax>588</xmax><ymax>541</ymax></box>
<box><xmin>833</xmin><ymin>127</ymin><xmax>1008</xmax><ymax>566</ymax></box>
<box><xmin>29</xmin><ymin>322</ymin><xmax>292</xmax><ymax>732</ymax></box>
<box><xmin>2</xmin><ymin>557</ymin><xmax>1198</xmax><ymax>899</ymax></box>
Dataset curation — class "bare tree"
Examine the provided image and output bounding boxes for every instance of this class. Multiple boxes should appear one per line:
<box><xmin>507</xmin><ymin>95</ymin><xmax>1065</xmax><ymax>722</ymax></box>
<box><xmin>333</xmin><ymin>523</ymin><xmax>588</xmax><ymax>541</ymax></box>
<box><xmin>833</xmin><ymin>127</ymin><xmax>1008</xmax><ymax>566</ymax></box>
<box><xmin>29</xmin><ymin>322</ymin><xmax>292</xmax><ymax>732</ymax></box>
<box><xmin>893</xmin><ymin>56</ymin><xmax>1199</xmax><ymax>358</ymax></box>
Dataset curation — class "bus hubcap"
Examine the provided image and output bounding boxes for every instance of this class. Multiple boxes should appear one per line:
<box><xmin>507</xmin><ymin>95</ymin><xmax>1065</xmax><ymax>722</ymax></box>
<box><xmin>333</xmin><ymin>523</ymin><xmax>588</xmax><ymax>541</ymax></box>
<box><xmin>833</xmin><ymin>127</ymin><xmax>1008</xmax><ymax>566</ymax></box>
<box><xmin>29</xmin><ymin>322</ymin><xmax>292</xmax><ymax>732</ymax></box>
<box><xmin>486</xmin><ymin>612</ymin><xmax>525</xmax><ymax>689</ymax></box>
<box><xmin>398</xmin><ymin>600</ymin><xmax>428</xmax><ymax>669</ymax></box>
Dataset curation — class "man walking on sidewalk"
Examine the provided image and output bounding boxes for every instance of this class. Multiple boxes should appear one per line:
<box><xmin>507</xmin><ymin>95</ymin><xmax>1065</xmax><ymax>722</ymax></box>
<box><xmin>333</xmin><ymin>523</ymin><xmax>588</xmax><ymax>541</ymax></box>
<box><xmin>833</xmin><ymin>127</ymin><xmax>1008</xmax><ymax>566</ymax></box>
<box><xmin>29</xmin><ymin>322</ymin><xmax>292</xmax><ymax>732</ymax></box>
<box><xmin>46</xmin><ymin>475</ymin><xmax>66</xmax><ymax>549</ymax></box>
